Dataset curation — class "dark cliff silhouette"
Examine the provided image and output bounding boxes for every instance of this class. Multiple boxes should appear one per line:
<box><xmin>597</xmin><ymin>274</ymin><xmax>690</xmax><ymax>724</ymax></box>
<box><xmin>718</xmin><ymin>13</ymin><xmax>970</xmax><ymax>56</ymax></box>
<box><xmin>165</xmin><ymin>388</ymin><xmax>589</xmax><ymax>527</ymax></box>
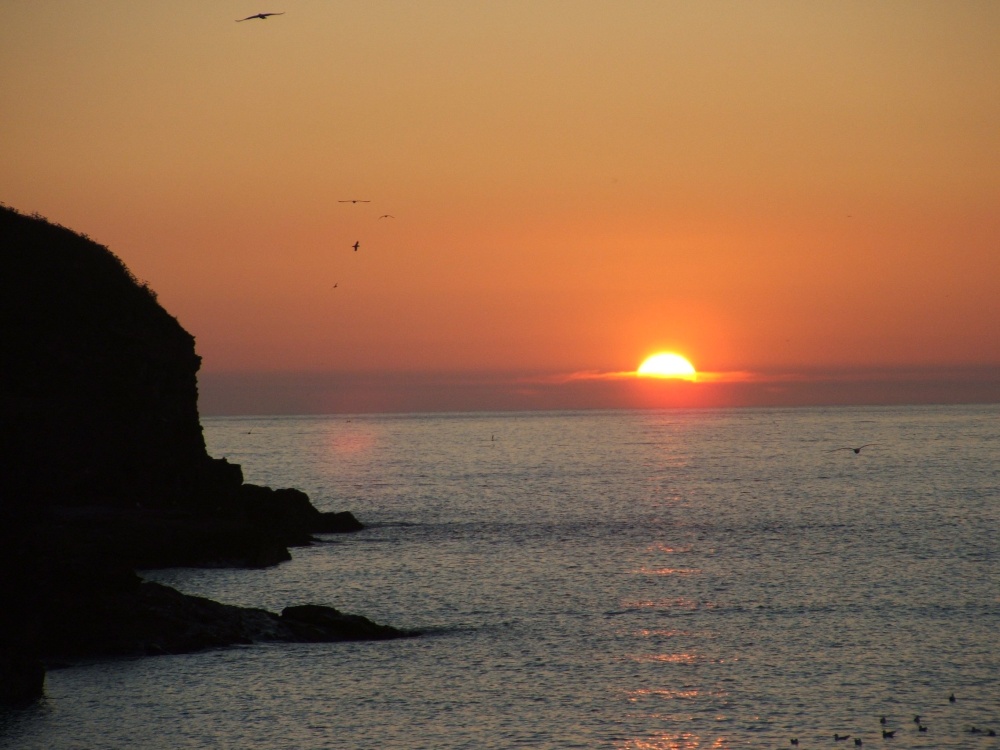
<box><xmin>0</xmin><ymin>205</ymin><xmax>405</xmax><ymax>706</ymax></box>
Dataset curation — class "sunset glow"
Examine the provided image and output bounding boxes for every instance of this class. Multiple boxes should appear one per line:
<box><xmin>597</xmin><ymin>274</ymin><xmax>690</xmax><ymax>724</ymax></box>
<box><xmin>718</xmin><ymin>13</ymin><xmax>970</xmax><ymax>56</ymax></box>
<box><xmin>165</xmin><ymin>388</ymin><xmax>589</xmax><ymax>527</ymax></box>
<box><xmin>2</xmin><ymin>3</ymin><xmax>998</xmax><ymax>413</ymax></box>
<box><xmin>637</xmin><ymin>353</ymin><xmax>697</xmax><ymax>381</ymax></box>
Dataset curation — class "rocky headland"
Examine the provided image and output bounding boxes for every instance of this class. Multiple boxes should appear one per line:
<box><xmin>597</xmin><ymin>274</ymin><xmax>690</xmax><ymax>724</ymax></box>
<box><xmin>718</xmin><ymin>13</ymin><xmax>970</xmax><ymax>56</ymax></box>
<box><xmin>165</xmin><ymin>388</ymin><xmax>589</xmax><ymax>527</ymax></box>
<box><xmin>0</xmin><ymin>205</ymin><xmax>411</xmax><ymax>706</ymax></box>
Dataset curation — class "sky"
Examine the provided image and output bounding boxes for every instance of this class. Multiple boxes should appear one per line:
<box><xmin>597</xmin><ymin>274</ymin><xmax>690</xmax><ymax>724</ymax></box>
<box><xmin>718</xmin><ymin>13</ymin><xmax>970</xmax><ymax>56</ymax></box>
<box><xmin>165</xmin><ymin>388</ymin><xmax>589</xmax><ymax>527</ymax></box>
<box><xmin>2</xmin><ymin>1</ymin><xmax>998</xmax><ymax>414</ymax></box>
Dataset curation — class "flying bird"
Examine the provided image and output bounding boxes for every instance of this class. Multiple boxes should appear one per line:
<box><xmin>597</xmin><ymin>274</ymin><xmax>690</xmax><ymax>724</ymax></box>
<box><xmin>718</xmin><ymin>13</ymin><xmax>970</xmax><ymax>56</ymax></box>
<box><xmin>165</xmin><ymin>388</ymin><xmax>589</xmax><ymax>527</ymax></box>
<box><xmin>352</xmin><ymin>241</ymin><xmax>360</xmax><ymax>252</ymax></box>
<box><xmin>339</xmin><ymin>199</ymin><xmax>370</xmax><ymax>203</ymax></box>
<box><xmin>378</xmin><ymin>214</ymin><xmax>395</xmax><ymax>219</ymax></box>
<box><xmin>827</xmin><ymin>444</ymin><xmax>878</xmax><ymax>454</ymax></box>
<box><xmin>236</xmin><ymin>12</ymin><xmax>285</xmax><ymax>21</ymax></box>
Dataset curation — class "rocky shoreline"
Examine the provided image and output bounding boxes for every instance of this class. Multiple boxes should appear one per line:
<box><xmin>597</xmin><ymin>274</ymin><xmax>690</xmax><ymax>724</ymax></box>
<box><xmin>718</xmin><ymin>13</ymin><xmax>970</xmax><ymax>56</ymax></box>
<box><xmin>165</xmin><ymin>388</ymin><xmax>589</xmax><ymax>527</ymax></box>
<box><xmin>0</xmin><ymin>205</ymin><xmax>414</xmax><ymax>707</ymax></box>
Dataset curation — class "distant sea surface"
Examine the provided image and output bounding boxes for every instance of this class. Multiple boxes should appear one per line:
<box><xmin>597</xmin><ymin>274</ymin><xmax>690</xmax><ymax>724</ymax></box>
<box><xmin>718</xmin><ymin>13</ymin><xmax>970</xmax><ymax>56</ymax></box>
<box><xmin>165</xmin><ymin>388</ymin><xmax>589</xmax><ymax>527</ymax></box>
<box><xmin>4</xmin><ymin>405</ymin><xmax>998</xmax><ymax>749</ymax></box>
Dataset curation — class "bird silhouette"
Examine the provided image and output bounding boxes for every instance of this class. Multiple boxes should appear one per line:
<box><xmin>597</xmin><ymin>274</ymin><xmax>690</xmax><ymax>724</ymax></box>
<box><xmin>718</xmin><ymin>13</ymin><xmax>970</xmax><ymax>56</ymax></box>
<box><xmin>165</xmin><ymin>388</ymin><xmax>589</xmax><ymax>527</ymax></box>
<box><xmin>949</xmin><ymin>693</ymin><xmax>956</xmax><ymax>703</ymax></box>
<box><xmin>352</xmin><ymin>241</ymin><xmax>360</xmax><ymax>252</ymax></box>
<box><xmin>378</xmin><ymin>214</ymin><xmax>395</xmax><ymax>219</ymax></box>
<box><xmin>918</xmin><ymin>725</ymin><xmax>927</xmax><ymax>732</ymax></box>
<box><xmin>913</xmin><ymin>715</ymin><xmax>920</xmax><ymax>724</ymax></box>
<box><xmin>835</xmin><ymin>734</ymin><xmax>851</xmax><ymax>741</ymax></box>
<box><xmin>827</xmin><ymin>443</ymin><xmax>878</xmax><ymax>454</ymax></box>
<box><xmin>879</xmin><ymin>717</ymin><xmax>887</xmax><ymax>725</ymax></box>
<box><xmin>855</xmin><ymin>740</ymin><xmax>863</xmax><ymax>747</ymax></box>
<box><xmin>882</xmin><ymin>730</ymin><xmax>895</xmax><ymax>738</ymax></box>
<box><xmin>338</xmin><ymin>199</ymin><xmax>370</xmax><ymax>203</ymax></box>
<box><xmin>790</xmin><ymin>740</ymin><xmax>798</xmax><ymax>746</ymax></box>
<box><xmin>236</xmin><ymin>12</ymin><xmax>285</xmax><ymax>21</ymax></box>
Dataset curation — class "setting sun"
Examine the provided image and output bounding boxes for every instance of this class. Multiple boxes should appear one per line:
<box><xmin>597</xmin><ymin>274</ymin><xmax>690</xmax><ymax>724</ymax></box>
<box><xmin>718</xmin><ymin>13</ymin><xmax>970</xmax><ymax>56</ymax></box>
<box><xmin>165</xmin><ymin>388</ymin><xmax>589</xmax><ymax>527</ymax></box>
<box><xmin>637</xmin><ymin>353</ymin><xmax>697</xmax><ymax>380</ymax></box>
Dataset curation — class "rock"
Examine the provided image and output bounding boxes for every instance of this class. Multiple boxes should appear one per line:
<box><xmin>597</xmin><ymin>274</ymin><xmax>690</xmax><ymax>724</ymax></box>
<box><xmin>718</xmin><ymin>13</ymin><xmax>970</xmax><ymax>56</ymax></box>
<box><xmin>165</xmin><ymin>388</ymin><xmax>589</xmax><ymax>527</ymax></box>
<box><xmin>0</xmin><ymin>205</ymin><xmax>406</xmax><ymax>687</ymax></box>
<box><xmin>280</xmin><ymin>604</ymin><xmax>413</xmax><ymax>641</ymax></box>
<box><xmin>0</xmin><ymin>651</ymin><xmax>45</xmax><ymax>707</ymax></box>
<box><xmin>315</xmin><ymin>510</ymin><xmax>365</xmax><ymax>533</ymax></box>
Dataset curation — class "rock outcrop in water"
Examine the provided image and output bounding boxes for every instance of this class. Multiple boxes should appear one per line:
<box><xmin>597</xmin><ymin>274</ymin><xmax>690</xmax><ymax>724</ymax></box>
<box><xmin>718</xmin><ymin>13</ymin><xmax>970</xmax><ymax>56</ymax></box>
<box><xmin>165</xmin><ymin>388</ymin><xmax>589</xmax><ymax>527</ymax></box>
<box><xmin>0</xmin><ymin>205</ymin><xmax>406</xmax><ymax>706</ymax></box>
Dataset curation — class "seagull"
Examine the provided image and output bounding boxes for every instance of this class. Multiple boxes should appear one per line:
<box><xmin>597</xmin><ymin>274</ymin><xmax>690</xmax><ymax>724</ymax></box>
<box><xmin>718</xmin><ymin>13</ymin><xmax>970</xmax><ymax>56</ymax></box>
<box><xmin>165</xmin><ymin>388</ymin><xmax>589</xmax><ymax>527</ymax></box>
<box><xmin>827</xmin><ymin>444</ymin><xmax>878</xmax><ymax>454</ymax></box>
<box><xmin>236</xmin><ymin>12</ymin><xmax>285</xmax><ymax>21</ymax></box>
<box><xmin>338</xmin><ymin>199</ymin><xmax>370</xmax><ymax>203</ymax></box>
<box><xmin>332</xmin><ymin>283</ymin><xmax>338</xmax><ymax>289</ymax></box>
<box><xmin>378</xmin><ymin>214</ymin><xmax>395</xmax><ymax>219</ymax></box>
<box><xmin>352</xmin><ymin>241</ymin><xmax>360</xmax><ymax>251</ymax></box>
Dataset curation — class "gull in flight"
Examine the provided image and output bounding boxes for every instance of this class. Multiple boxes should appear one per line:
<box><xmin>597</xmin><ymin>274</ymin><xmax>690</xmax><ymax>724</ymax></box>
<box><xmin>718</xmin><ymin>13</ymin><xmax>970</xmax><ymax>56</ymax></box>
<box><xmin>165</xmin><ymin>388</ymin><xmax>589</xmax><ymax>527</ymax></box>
<box><xmin>826</xmin><ymin>444</ymin><xmax>878</xmax><ymax>454</ymax></box>
<box><xmin>378</xmin><ymin>214</ymin><xmax>395</xmax><ymax>219</ymax></box>
<box><xmin>236</xmin><ymin>12</ymin><xmax>285</xmax><ymax>22</ymax></box>
<box><xmin>352</xmin><ymin>241</ymin><xmax>360</xmax><ymax>252</ymax></box>
<box><xmin>339</xmin><ymin>199</ymin><xmax>370</xmax><ymax>203</ymax></box>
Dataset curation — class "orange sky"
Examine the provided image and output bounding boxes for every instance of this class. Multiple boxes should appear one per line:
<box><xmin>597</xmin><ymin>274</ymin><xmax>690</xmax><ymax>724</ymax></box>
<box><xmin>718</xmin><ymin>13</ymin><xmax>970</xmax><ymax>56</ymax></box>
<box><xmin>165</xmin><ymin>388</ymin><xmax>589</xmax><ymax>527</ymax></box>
<box><xmin>2</xmin><ymin>2</ymin><xmax>998</xmax><ymax>413</ymax></box>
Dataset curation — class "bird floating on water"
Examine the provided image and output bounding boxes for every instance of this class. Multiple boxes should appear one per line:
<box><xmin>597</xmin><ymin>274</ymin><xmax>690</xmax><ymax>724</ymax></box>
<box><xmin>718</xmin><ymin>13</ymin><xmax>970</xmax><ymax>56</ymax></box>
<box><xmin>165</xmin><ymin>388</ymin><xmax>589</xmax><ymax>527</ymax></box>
<box><xmin>918</xmin><ymin>725</ymin><xmax>927</xmax><ymax>732</ymax></box>
<box><xmin>854</xmin><ymin>740</ymin><xmax>863</xmax><ymax>747</ymax></box>
<box><xmin>236</xmin><ymin>12</ymin><xmax>285</xmax><ymax>21</ymax></box>
<box><xmin>827</xmin><ymin>443</ymin><xmax>878</xmax><ymax>454</ymax></box>
<box><xmin>949</xmin><ymin>693</ymin><xmax>956</xmax><ymax>703</ymax></box>
<box><xmin>835</xmin><ymin>734</ymin><xmax>851</xmax><ymax>741</ymax></box>
<box><xmin>790</xmin><ymin>739</ymin><xmax>798</xmax><ymax>746</ymax></box>
<box><xmin>879</xmin><ymin>717</ymin><xmax>887</xmax><ymax>725</ymax></box>
<box><xmin>882</xmin><ymin>730</ymin><xmax>895</xmax><ymax>738</ymax></box>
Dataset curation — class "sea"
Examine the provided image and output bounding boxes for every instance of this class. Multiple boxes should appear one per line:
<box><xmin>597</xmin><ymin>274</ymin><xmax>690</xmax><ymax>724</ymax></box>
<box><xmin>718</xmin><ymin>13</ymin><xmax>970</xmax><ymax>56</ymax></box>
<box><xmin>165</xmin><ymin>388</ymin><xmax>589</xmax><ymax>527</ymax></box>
<box><xmin>2</xmin><ymin>405</ymin><xmax>998</xmax><ymax>750</ymax></box>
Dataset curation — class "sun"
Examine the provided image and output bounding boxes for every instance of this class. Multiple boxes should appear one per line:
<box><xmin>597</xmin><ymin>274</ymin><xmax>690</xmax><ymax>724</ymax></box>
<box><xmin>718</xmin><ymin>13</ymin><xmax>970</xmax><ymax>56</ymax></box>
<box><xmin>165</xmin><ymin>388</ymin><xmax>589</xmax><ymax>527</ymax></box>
<box><xmin>637</xmin><ymin>352</ymin><xmax>697</xmax><ymax>380</ymax></box>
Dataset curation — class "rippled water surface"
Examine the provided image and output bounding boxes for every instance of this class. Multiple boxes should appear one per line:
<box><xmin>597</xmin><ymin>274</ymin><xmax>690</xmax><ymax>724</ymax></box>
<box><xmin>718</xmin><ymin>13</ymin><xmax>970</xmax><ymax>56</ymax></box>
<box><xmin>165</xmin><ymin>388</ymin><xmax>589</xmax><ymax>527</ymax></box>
<box><xmin>4</xmin><ymin>406</ymin><xmax>998</xmax><ymax>749</ymax></box>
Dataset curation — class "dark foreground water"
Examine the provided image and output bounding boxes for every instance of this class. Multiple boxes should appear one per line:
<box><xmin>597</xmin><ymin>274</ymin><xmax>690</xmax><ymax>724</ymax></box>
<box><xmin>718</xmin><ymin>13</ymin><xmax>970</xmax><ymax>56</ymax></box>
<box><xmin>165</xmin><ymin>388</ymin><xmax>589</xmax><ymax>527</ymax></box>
<box><xmin>3</xmin><ymin>405</ymin><xmax>998</xmax><ymax>749</ymax></box>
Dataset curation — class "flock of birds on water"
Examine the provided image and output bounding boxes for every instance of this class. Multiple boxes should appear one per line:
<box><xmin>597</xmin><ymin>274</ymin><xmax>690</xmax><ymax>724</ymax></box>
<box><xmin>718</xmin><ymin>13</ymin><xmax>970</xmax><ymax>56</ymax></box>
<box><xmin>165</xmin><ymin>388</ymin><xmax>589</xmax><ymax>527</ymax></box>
<box><xmin>788</xmin><ymin>695</ymin><xmax>997</xmax><ymax>747</ymax></box>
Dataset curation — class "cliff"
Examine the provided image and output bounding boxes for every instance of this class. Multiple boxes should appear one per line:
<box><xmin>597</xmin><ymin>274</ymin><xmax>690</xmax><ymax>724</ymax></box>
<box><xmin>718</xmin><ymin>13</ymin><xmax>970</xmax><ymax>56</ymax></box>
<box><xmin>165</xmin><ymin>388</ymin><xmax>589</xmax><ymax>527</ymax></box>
<box><xmin>0</xmin><ymin>205</ymin><xmax>403</xmax><ymax>706</ymax></box>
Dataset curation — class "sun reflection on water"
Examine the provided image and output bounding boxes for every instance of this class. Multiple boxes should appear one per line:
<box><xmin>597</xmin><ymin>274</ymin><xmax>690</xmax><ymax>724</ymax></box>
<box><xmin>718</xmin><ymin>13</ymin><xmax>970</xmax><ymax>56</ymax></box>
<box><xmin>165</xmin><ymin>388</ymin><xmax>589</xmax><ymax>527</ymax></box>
<box><xmin>621</xmin><ymin>597</ymin><xmax>717</xmax><ymax>611</ymax></box>
<box><xmin>647</xmin><ymin>544</ymin><xmax>694</xmax><ymax>554</ymax></box>
<box><xmin>628</xmin><ymin>652</ymin><xmax>701</xmax><ymax>664</ymax></box>
<box><xmin>617</xmin><ymin>730</ymin><xmax>729</xmax><ymax>749</ymax></box>
<box><xmin>633</xmin><ymin>629</ymin><xmax>695</xmax><ymax>638</ymax></box>
<box><xmin>625</xmin><ymin>687</ymin><xmax>701</xmax><ymax>702</ymax></box>
<box><xmin>632</xmin><ymin>566</ymin><xmax>702</xmax><ymax>576</ymax></box>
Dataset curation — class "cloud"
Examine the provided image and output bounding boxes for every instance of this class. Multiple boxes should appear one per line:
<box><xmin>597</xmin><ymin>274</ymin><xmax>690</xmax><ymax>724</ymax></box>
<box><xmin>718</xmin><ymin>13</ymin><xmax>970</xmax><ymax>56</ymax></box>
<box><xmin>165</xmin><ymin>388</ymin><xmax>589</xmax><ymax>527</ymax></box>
<box><xmin>527</xmin><ymin>369</ymin><xmax>772</xmax><ymax>385</ymax></box>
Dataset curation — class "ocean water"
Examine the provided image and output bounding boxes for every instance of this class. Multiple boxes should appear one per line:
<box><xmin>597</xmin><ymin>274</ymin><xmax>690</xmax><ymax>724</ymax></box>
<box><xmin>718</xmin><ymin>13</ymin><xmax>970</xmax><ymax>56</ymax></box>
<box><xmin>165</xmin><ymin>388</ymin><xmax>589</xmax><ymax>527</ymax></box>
<box><xmin>3</xmin><ymin>405</ymin><xmax>998</xmax><ymax>749</ymax></box>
